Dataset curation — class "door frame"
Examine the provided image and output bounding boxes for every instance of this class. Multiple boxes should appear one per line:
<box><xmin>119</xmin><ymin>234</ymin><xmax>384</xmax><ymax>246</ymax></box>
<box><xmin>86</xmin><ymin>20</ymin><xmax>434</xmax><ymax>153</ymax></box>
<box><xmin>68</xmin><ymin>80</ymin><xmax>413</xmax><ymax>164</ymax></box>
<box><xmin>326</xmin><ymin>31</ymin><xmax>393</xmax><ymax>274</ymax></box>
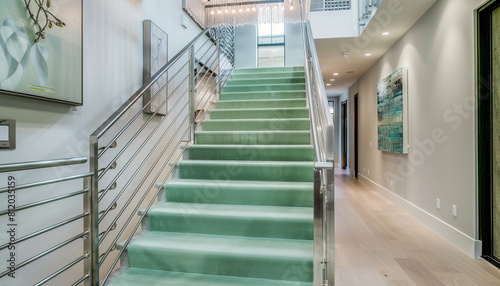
<box><xmin>341</xmin><ymin>100</ymin><xmax>348</xmax><ymax>169</ymax></box>
<box><xmin>478</xmin><ymin>0</ymin><xmax>500</xmax><ymax>267</ymax></box>
<box><xmin>354</xmin><ymin>94</ymin><xmax>359</xmax><ymax>178</ymax></box>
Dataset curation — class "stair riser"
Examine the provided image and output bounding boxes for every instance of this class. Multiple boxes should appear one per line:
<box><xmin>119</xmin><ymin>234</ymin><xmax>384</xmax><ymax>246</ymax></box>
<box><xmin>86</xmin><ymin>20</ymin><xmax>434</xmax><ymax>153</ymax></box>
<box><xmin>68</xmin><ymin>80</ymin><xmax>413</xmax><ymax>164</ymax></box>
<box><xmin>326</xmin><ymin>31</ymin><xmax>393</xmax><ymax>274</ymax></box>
<box><xmin>231</xmin><ymin>71</ymin><xmax>305</xmax><ymax>79</ymax></box>
<box><xmin>177</xmin><ymin>162</ymin><xmax>314</xmax><ymax>182</ymax></box>
<box><xmin>195</xmin><ymin>131</ymin><xmax>311</xmax><ymax>145</ymax></box>
<box><xmin>127</xmin><ymin>248</ymin><xmax>313</xmax><ymax>282</ymax></box>
<box><xmin>187</xmin><ymin>145</ymin><xmax>314</xmax><ymax>161</ymax></box>
<box><xmin>165</xmin><ymin>184</ymin><xmax>314</xmax><ymax>207</ymax></box>
<box><xmin>202</xmin><ymin>120</ymin><xmax>310</xmax><ymax>131</ymax></box>
<box><xmin>210</xmin><ymin>108</ymin><xmax>309</xmax><ymax>119</ymax></box>
<box><xmin>216</xmin><ymin>100</ymin><xmax>306</xmax><ymax>109</ymax></box>
<box><xmin>225</xmin><ymin>78</ymin><xmax>305</xmax><ymax>86</ymax></box>
<box><xmin>223</xmin><ymin>84</ymin><xmax>305</xmax><ymax>93</ymax></box>
<box><xmin>220</xmin><ymin>91</ymin><xmax>306</xmax><ymax>101</ymax></box>
<box><xmin>149</xmin><ymin>212</ymin><xmax>313</xmax><ymax>240</ymax></box>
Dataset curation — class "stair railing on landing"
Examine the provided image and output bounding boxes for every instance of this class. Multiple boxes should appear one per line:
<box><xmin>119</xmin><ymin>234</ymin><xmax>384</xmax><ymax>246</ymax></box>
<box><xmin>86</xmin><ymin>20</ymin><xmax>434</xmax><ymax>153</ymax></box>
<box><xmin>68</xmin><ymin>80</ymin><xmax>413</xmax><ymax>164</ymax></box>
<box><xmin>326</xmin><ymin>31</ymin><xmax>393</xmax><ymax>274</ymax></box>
<box><xmin>301</xmin><ymin>21</ymin><xmax>335</xmax><ymax>286</ymax></box>
<box><xmin>0</xmin><ymin>157</ymin><xmax>92</xmax><ymax>285</ymax></box>
<box><xmin>88</xmin><ymin>26</ymin><xmax>234</xmax><ymax>286</ymax></box>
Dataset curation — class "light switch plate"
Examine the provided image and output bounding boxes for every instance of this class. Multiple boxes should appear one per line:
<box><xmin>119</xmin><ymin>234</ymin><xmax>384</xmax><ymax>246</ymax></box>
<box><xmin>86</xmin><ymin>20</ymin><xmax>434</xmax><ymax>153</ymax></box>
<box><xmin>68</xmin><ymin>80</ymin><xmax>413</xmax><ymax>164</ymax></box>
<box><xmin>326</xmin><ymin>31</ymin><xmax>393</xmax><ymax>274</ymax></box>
<box><xmin>0</xmin><ymin>120</ymin><xmax>15</xmax><ymax>149</ymax></box>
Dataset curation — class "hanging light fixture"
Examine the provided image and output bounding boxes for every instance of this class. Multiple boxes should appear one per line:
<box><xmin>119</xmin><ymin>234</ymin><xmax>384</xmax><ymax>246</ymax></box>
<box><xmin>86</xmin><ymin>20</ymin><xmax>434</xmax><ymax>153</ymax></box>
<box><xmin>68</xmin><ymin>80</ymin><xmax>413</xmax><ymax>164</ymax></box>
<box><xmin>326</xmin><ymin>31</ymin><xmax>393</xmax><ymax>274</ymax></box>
<box><xmin>200</xmin><ymin>0</ymin><xmax>311</xmax><ymax>27</ymax></box>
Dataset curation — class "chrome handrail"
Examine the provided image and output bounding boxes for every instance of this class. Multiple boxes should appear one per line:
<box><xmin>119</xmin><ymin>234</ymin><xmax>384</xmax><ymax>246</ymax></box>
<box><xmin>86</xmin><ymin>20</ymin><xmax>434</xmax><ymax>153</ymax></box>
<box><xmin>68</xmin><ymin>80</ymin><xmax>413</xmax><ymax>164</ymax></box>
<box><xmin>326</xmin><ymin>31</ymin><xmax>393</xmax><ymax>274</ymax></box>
<box><xmin>301</xmin><ymin>19</ymin><xmax>335</xmax><ymax>286</ymax></box>
<box><xmin>0</xmin><ymin>157</ymin><xmax>92</xmax><ymax>285</ymax></box>
<box><xmin>0</xmin><ymin>157</ymin><xmax>87</xmax><ymax>172</ymax></box>
<box><xmin>89</xmin><ymin>25</ymin><xmax>235</xmax><ymax>286</ymax></box>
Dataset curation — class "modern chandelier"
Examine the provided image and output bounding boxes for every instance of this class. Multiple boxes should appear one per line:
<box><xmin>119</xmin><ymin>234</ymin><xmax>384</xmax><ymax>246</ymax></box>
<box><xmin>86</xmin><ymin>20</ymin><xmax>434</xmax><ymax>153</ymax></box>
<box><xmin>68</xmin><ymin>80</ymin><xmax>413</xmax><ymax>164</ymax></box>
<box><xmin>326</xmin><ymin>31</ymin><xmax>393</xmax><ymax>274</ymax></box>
<box><xmin>185</xmin><ymin>0</ymin><xmax>311</xmax><ymax>27</ymax></box>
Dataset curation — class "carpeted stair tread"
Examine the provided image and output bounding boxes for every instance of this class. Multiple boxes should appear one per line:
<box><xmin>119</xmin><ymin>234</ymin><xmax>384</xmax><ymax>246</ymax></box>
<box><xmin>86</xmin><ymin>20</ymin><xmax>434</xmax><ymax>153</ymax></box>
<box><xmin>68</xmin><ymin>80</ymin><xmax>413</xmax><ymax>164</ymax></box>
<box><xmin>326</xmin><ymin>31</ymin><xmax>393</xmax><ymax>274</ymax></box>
<box><xmin>108</xmin><ymin>268</ymin><xmax>312</xmax><ymax>286</ymax></box>
<box><xmin>220</xmin><ymin>90</ymin><xmax>306</xmax><ymax>100</ymax></box>
<box><xmin>231</xmin><ymin>70</ymin><xmax>305</xmax><ymax>80</ymax></box>
<box><xmin>187</xmin><ymin>144</ymin><xmax>314</xmax><ymax>161</ymax></box>
<box><xmin>209</xmin><ymin>107</ymin><xmax>309</xmax><ymax>119</ymax></box>
<box><xmin>149</xmin><ymin>202</ymin><xmax>313</xmax><ymax>239</ymax></box>
<box><xmin>216</xmin><ymin>98</ymin><xmax>306</xmax><ymax>109</ymax></box>
<box><xmin>195</xmin><ymin>130</ymin><xmax>310</xmax><ymax>145</ymax></box>
<box><xmin>233</xmin><ymin>66</ymin><xmax>304</xmax><ymax>74</ymax></box>
<box><xmin>127</xmin><ymin>231</ymin><xmax>313</xmax><ymax>282</ymax></box>
<box><xmin>223</xmin><ymin>83</ymin><xmax>306</xmax><ymax>93</ymax></box>
<box><xmin>225</xmin><ymin>77</ymin><xmax>305</xmax><ymax>86</ymax></box>
<box><xmin>176</xmin><ymin>160</ymin><xmax>314</xmax><ymax>182</ymax></box>
<box><xmin>203</xmin><ymin>118</ymin><xmax>310</xmax><ymax>131</ymax></box>
<box><xmin>164</xmin><ymin>179</ymin><xmax>313</xmax><ymax>207</ymax></box>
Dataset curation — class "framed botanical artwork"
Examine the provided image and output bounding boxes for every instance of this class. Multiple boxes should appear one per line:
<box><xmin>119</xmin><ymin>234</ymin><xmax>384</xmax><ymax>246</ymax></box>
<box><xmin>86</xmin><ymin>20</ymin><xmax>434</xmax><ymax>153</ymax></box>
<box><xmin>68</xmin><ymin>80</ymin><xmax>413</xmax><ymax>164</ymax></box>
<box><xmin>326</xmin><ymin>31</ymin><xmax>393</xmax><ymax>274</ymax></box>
<box><xmin>0</xmin><ymin>0</ymin><xmax>82</xmax><ymax>105</ymax></box>
<box><xmin>143</xmin><ymin>19</ymin><xmax>168</xmax><ymax>116</ymax></box>
<box><xmin>377</xmin><ymin>67</ymin><xmax>409</xmax><ymax>154</ymax></box>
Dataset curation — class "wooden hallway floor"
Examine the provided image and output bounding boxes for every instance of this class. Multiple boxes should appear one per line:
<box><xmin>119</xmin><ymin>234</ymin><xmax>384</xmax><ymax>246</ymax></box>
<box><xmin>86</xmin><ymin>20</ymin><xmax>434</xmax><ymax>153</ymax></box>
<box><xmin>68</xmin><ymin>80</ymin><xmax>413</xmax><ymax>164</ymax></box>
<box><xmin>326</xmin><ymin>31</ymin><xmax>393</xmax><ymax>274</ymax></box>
<box><xmin>334</xmin><ymin>170</ymin><xmax>500</xmax><ymax>286</ymax></box>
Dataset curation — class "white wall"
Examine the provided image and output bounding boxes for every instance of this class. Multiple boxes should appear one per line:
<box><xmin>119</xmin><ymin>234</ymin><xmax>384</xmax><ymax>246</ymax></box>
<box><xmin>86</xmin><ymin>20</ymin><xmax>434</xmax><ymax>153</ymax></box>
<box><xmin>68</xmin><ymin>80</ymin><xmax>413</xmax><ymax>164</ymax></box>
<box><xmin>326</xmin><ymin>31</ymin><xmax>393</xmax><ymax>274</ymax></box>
<box><xmin>309</xmin><ymin>10</ymin><xmax>359</xmax><ymax>39</ymax></box>
<box><xmin>348</xmin><ymin>0</ymin><xmax>484</xmax><ymax>257</ymax></box>
<box><xmin>0</xmin><ymin>1</ymin><xmax>203</xmax><ymax>285</ymax></box>
<box><xmin>285</xmin><ymin>23</ymin><xmax>305</xmax><ymax>66</ymax></box>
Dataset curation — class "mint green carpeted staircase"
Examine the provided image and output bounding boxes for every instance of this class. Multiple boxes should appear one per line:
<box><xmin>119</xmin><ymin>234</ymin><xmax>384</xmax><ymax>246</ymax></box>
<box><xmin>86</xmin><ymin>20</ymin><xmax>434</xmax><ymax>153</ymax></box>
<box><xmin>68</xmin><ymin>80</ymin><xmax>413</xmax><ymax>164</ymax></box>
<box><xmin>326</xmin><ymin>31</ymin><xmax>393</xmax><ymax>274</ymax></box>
<box><xmin>109</xmin><ymin>66</ymin><xmax>314</xmax><ymax>285</ymax></box>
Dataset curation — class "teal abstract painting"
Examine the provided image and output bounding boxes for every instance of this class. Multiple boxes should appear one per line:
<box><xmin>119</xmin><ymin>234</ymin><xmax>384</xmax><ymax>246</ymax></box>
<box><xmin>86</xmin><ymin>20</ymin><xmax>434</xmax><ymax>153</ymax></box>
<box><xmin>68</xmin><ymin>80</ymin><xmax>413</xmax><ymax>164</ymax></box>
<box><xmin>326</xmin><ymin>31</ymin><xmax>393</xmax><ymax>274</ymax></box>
<box><xmin>377</xmin><ymin>67</ymin><xmax>408</xmax><ymax>154</ymax></box>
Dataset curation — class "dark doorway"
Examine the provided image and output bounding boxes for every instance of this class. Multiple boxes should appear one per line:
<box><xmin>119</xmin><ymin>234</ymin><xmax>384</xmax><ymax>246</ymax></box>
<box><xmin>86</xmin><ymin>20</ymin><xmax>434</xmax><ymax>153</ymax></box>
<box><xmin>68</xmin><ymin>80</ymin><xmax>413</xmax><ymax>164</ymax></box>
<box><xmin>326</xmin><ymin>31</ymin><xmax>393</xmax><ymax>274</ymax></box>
<box><xmin>478</xmin><ymin>0</ymin><xmax>500</xmax><ymax>268</ymax></box>
<box><xmin>341</xmin><ymin>100</ymin><xmax>347</xmax><ymax>169</ymax></box>
<box><xmin>354</xmin><ymin>94</ymin><xmax>359</xmax><ymax>178</ymax></box>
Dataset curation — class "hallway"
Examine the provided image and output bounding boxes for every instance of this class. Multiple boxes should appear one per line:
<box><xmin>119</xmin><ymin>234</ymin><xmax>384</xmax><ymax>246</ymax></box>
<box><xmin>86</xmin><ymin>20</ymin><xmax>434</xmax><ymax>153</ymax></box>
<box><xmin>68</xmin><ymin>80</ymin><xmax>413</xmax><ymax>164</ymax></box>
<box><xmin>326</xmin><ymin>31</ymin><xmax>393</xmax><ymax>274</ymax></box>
<box><xmin>334</xmin><ymin>171</ymin><xmax>500</xmax><ymax>286</ymax></box>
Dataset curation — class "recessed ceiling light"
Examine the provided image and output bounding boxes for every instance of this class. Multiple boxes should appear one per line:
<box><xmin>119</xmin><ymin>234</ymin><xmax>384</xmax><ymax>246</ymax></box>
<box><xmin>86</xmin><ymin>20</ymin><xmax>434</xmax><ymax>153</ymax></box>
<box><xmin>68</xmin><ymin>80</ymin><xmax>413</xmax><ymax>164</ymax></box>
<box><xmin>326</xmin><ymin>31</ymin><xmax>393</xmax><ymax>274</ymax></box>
<box><xmin>326</xmin><ymin>83</ymin><xmax>331</xmax><ymax>86</ymax></box>
<box><xmin>272</xmin><ymin>50</ymin><xmax>278</xmax><ymax>52</ymax></box>
<box><xmin>333</xmin><ymin>73</ymin><xmax>339</xmax><ymax>76</ymax></box>
<box><xmin>330</xmin><ymin>79</ymin><xmax>335</xmax><ymax>81</ymax></box>
<box><xmin>365</xmin><ymin>53</ymin><xmax>372</xmax><ymax>56</ymax></box>
<box><xmin>382</xmin><ymin>32</ymin><xmax>390</xmax><ymax>36</ymax></box>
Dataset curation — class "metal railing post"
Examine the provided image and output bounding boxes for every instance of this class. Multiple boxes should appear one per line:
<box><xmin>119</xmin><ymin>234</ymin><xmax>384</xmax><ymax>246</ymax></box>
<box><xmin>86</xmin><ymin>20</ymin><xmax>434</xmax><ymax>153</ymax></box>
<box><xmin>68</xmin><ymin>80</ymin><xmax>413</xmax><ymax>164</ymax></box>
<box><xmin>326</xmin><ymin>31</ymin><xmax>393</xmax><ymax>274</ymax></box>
<box><xmin>88</xmin><ymin>136</ymin><xmax>100</xmax><ymax>286</ymax></box>
<box><xmin>325</xmin><ymin>125</ymin><xmax>335</xmax><ymax>285</ymax></box>
<box><xmin>216</xmin><ymin>27</ymin><xmax>221</xmax><ymax>101</ymax></box>
<box><xmin>189</xmin><ymin>45</ymin><xmax>196</xmax><ymax>143</ymax></box>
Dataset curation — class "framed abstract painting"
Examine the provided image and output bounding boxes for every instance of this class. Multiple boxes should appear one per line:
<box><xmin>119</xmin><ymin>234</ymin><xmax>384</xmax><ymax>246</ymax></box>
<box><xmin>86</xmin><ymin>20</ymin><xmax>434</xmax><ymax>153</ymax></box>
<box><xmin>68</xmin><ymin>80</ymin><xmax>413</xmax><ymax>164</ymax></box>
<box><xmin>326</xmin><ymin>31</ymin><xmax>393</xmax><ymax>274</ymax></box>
<box><xmin>377</xmin><ymin>67</ymin><xmax>409</xmax><ymax>154</ymax></box>
<box><xmin>0</xmin><ymin>0</ymin><xmax>82</xmax><ymax>105</ymax></box>
<box><xmin>143</xmin><ymin>19</ymin><xmax>168</xmax><ymax>116</ymax></box>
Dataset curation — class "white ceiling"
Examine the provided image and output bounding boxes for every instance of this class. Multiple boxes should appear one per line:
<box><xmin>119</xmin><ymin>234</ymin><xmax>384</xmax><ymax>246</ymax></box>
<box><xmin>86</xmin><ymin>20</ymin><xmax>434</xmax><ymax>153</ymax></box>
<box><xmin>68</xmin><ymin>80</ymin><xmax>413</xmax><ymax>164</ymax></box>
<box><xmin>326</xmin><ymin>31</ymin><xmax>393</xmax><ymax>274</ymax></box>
<box><xmin>315</xmin><ymin>0</ymin><xmax>438</xmax><ymax>96</ymax></box>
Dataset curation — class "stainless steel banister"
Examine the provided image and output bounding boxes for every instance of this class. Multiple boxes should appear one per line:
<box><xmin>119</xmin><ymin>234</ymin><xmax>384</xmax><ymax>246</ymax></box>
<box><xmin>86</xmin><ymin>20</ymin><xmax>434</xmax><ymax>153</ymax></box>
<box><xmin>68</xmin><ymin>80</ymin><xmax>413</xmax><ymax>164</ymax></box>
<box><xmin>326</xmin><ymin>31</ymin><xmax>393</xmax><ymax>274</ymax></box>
<box><xmin>0</xmin><ymin>157</ymin><xmax>88</xmax><ymax>172</ymax></box>
<box><xmin>92</xmin><ymin>28</ymin><xmax>209</xmax><ymax>139</ymax></box>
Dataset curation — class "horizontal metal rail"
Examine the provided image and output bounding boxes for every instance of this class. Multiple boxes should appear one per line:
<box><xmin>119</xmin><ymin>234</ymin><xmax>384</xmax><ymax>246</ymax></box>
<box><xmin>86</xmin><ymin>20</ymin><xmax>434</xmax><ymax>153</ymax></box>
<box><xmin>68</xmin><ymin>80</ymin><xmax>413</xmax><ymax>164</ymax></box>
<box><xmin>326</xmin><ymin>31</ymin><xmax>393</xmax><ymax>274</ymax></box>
<box><xmin>0</xmin><ymin>212</ymin><xmax>89</xmax><ymax>251</ymax></box>
<box><xmin>0</xmin><ymin>157</ymin><xmax>87</xmax><ymax>173</ymax></box>
<box><xmin>35</xmin><ymin>254</ymin><xmax>88</xmax><ymax>286</ymax></box>
<box><xmin>72</xmin><ymin>274</ymin><xmax>89</xmax><ymax>286</ymax></box>
<box><xmin>0</xmin><ymin>189</ymin><xmax>89</xmax><ymax>216</ymax></box>
<box><xmin>0</xmin><ymin>173</ymin><xmax>92</xmax><ymax>194</ymax></box>
<box><xmin>0</xmin><ymin>231</ymin><xmax>89</xmax><ymax>278</ymax></box>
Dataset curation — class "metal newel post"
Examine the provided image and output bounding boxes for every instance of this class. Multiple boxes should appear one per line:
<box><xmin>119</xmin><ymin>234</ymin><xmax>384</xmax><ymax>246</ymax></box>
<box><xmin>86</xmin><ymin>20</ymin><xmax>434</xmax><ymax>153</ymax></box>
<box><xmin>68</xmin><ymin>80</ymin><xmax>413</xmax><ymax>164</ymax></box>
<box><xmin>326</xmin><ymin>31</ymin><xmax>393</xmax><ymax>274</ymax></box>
<box><xmin>188</xmin><ymin>45</ymin><xmax>196</xmax><ymax>143</ymax></box>
<box><xmin>325</xmin><ymin>125</ymin><xmax>335</xmax><ymax>286</ymax></box>
<box><xmin>87</xmin><ymin>136</ymin><xmax>100</xmax><ymax>286</ymax></box>
<box><xmin>216</xmin><ymin>27</ymin><xmax>221</xmax><ymax>101</ymax></box>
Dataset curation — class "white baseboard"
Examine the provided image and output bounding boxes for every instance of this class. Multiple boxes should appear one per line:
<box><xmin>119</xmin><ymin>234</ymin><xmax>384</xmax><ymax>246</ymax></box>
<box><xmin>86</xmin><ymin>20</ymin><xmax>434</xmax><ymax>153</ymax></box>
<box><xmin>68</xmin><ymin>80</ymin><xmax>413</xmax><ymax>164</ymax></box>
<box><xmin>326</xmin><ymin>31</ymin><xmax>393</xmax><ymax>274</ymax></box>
<box><xmin>358</xmin><ymin>174</ymin><xmax>481</xmax><ymax>259</ymax></box>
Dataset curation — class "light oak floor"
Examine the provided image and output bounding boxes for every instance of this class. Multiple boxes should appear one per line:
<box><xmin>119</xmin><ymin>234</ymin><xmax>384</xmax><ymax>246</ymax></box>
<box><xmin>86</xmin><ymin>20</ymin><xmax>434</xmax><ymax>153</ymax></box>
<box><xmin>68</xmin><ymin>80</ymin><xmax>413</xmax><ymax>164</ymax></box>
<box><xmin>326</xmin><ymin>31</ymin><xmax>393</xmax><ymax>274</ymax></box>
<box><xmin>334</xmin><ymin>170</ymin><xmax>500</xmax><ymax>286</ymax></box>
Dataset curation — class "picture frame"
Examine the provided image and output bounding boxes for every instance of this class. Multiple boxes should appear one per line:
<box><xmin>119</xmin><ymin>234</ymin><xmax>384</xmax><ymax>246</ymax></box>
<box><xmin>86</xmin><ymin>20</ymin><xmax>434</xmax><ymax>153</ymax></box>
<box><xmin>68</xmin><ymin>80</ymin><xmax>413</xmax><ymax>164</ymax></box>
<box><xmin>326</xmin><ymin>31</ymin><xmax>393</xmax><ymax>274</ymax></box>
<box><xmin>0</xmin><ymin>0</ymin><xmax>83</xmax><ymax>105</ymax></box>
<box><xmin>143</xmin><ymin>19</ymin><xmax>168</xmax><ymax>116</ymax></box>
<box><xmin>377</xmin><ymin>67</ymin><xmax>409</xmax><ymax>154</ymax></box>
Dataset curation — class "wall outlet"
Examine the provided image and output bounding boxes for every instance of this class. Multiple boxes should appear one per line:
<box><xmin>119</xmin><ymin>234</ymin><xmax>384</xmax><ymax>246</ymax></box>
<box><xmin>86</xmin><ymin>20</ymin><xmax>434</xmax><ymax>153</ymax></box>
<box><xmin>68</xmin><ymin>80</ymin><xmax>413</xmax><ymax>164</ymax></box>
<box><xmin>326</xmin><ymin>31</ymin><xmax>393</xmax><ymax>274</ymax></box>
<box><xmin>390</xmin><ymin>179</ymin><xmax>394</xmax><ymax>186</ymax></box>
<box><xmin>369</xmin><ymin>141</ymin><xmax>372</xmax><ymax>147</ymax></box>
<box><xmin>452</xmin><ymin>205</ymin><xmax>457</xmax><ymax>216</ymax></box>
<box><xmin>368</xmin><ymin>169</ymin><xmax>370</xmax><ymax>175</ymax></box>
<box><xmin>436</xmin><ymin>198</ymin><xmax>440</xmax><ymax>209</ymax></box>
